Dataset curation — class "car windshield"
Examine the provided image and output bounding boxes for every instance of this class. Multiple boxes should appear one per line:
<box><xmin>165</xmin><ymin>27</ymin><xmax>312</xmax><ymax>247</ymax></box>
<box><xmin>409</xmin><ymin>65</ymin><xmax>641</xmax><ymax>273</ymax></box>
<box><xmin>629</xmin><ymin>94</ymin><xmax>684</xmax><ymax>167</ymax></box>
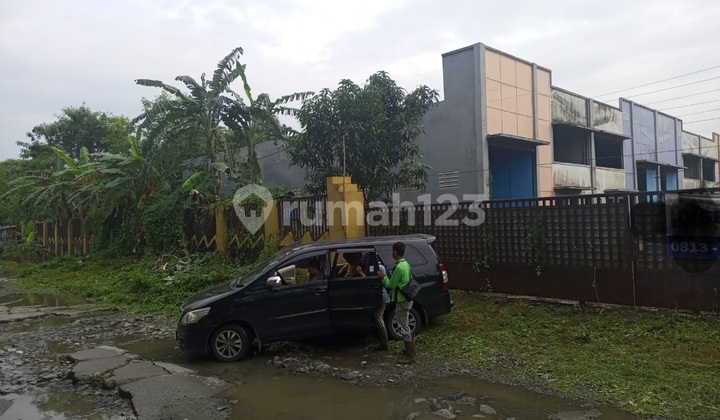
<box><xmin>232</xmin><ymin>247</ymin><xmax>295</xmax><ymax>287</ymax></box>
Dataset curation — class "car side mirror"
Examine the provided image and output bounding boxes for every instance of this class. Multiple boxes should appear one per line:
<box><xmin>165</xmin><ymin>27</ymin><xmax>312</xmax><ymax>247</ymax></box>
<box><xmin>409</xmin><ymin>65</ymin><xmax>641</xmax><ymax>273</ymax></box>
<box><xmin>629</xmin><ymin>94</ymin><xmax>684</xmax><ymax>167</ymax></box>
<box><xmin>266</xmin><ymin>276</ymin><xmax>282</xmax><ymax>289</ymax></box>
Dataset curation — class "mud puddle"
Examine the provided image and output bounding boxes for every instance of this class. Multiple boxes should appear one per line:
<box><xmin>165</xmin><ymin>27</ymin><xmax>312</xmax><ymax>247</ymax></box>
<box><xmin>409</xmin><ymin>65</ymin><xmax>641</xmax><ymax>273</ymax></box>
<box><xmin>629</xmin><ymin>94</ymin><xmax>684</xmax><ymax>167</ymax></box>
<box><xmin>9</xmin><ymin>315</ymin><xmax>78</xmax><ymax>333</ymax></box>
<box><xmin>0</xmin><ymin>291</ymin><xmax>640</xmax><ymax>420</ymax></box>
<box><xmin>0</xmin><ymin>293</ymin><xmax>86</xmax><ymax>308</ymax></box>
<box><xmin>121</xmin><ymin>338</ymin><xmax>639</xmax><ymax>420</ymax></box>
<box><xmin>0</xmin><ymin>392</ymin><xmax>117</xmax><ymax>420</ymax></box>
<box><xmin>215</xmin><ymin>373</ymin><xmax>639</xmax><ymax>420</ymax></box>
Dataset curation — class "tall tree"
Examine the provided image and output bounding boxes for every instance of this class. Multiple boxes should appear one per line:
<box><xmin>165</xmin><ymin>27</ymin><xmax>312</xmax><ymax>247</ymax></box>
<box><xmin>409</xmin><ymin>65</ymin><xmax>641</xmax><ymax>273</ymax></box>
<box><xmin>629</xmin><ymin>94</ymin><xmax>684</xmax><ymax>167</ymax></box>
<box><xmin>134</xmin><ymin>46</ymin><xmax>311</xmax><ymax>196</ymax></box>
<box><xmin>133</xmin><ymin>47</ymin><xmax>249</xmax><ymax>198</ymax></box>
<box><xmin>17</xmin><ymin>105</ymin><xmax>133</xmax><ymax>161</ymax></box>
<box><xmin>284</xmin><ymin>71</ymin><xmax>439</xmax><ymax>202</ymax></box>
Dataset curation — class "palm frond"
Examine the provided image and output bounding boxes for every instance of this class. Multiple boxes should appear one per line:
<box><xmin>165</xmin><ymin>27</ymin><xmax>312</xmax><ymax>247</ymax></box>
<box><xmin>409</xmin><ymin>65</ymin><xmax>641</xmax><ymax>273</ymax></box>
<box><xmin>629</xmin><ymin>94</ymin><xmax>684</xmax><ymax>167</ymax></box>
<box><xmin>129</xmin><ymin>136</ymin><xmax>145</xmax><ymax>162</ymax></box>
<box><xmin>224</xmin><ymin>87</ymin><xmax>246</xmax><ymax>104</ymax></box>
<box><xmin>50</xmin><ymin>146</ymin><xmax>79</xmax><ymax>172</ymax></box>
<box><xmin>79</xmin><ymin>147</ymin><xmax>91</xmax><ymax>165</ymax></box>
<box><xmin>135</xmin><ymin>79</ymin><xmax>189</xmax><ymax>101</ymax></box>
<box><xmin>132</xmin><ymin>98</ymin><xmax>184</xmax><ymax>125</ymax></box>
<box><xmin>274</xmin><ymin>91</ymin><xmax>315</xmax><ymax>105</ymax></box>
<box><xmin>210</xmin><ymin>47</ymin><xmax>245</xmax><ymax>92</ymax></box>
<box><xmin>237</xmin><ymin>64</ymin><xmax>253</xmax><ymax>104</ymax></box>
<box><xmin>175</xmin><ymin>75</ymin><xmax>206</xmax><ymax>100</ymax></box>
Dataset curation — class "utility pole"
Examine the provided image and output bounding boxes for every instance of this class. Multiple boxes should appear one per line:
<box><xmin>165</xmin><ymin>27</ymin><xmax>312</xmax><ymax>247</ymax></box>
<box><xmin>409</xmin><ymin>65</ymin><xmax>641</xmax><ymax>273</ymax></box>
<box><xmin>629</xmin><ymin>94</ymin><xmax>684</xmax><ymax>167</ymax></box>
<box><xmin>342</xmin><ymin>135</ymin><xmax>347</xmax><ymax>179</ymax></box>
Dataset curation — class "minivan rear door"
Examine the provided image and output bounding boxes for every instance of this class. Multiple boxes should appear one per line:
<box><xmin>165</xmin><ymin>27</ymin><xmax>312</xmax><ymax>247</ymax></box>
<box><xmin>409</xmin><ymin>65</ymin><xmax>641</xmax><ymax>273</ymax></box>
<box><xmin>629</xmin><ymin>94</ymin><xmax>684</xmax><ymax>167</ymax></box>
<box><xmin>328</xmin><ymin>247</ymin><xmax>383</xmax><ymax>332</ymax></box>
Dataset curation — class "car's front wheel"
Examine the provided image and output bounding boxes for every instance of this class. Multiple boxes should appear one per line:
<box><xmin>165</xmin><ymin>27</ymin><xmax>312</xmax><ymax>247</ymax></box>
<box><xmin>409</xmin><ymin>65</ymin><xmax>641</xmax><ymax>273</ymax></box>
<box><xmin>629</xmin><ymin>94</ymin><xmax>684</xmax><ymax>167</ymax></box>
<box><xmin>209</xmin><ymin>324</ymin><xmax>251</xmax><ymax>362</ymax></box>
<box><xmin>385</xmin><ymin>306</ymin><xmax>422</xmax><ymax>341</ymax></box>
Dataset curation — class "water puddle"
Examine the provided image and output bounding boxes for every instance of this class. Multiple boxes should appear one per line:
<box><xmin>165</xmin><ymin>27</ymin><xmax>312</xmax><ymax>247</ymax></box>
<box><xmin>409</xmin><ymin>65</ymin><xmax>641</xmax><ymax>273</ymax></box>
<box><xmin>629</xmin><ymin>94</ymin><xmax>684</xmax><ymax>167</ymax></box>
<box><xmin>35</xmin><ymin>390</ymin><xmax>98</xmax><ymax>418</ymax></box>
<box><xmin>8</xmin><ymin>316</ymin><xmax>77</xmax><ymax>333</ymax></box>
<box><xmin>120</xmin><ymin>338</ymin><xmax>185</xmax><ymax>363</ymax></box>
<box><xmin>117</xmin><ymin>338</ymin><xmax>638</xmax><ymax>419</ymax></box>
<box><xmin>0</xmin><ymin>391</ymin><xmax>116</xmax><ymax>420</ymax></box>
<box><xmin>218</xmin><ymin>374</ymin><xmax>639</xmax><ymax>420</ymax></box>
<box><xmin>0</xmin><ymin>293</ymin><xmax>86</xmax><ymax>308</ymax></box>
<box><xmin>0</xmin><ymin>393</ymin><xmax>68</xmax><ymax>420</ymax></box>
<box><xmin>1</xmin><ymin>302</ymin><xmax>642</xmax><ymax>420</ymax></box>
<box><xmin>46</xmin><ymin>340</ymin><xmax>74</xmax><ymax>354</ymax></box>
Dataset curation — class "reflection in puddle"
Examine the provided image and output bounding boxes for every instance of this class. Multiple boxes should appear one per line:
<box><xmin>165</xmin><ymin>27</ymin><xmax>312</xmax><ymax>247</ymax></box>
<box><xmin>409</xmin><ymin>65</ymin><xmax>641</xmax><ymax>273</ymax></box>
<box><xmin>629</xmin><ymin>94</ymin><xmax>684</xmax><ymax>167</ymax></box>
<box><xmin>219</xmin><ymin>374</ymin><xmax>639</xmax><ymax>420</ymax></box>
<box><xmin>119</xmin><ymin>338</ymin><xmax>638</xmax><ymax>419</ymax></box>
<box><xmin>121</xmin><ymin>338</ymin><xmax>185</xmax><ymax>363</ymax></box>
<box><xmin>9</xmin><ymin>316</ymin><xmax>77</xmax><ymax>333</ymax></box>
<box><xmin>0</xmin><ymin>293</ymin><xmax>86</xmax><ymax>308</ymax></box>
<box><xmin>0</xmin><ymin>393</ymin><xmax>68</xmax><ymax>420</ymax></box>
<box><xmin>37</xmin><ymin>390</ymin><xmax>98</xmax><ymax>418</ymax></box>
<box><xmin>0</xmin><ymin>391</ymin><xmax>111</xmax><ymax>420</ymax></box>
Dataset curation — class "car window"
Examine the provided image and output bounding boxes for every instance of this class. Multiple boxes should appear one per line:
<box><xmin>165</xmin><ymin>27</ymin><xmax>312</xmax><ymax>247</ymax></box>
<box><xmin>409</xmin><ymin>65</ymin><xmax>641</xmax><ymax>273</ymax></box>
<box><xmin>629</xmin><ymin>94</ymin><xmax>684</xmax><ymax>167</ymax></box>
<box><xmin>376</xmin><ymin>244</ymin><xmax>428</xmax><ymax>270</ymax></box>
<box><xmin>330</xmin><ymin>249</ymin><xmax>379</xmax><ymax>278</ymax></box>
<box><xmin>274</xmin><ymin>252</ymin><xmax>328</xmax><ymax>285</ymax></box>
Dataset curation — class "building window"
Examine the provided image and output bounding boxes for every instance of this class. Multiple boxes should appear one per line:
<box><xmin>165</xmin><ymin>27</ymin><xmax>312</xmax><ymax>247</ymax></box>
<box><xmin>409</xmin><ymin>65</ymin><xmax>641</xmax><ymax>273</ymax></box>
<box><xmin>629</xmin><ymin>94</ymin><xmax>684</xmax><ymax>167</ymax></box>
<box><xmin>438</xmin><ymin>171</ymin><xmax>460</xmax><ymax>189</ymax></box>
<box><xmin>594</xmin><ymin>135</ymin><xmax>623</xmax><ymax>169</ymax></box>
<box><xmin>702</xmin><ymin>158</ymin><xmax>717</xmax><ymax>182</ymax></box>
<box><xmin>553</xmin><ymin>125</ymin><xmax>589</xmax><ymax>165</ymax></box>
<box><xmin>660</xmin><ymin>167</ymin><xmax>678</xmax><ymax>191</ymax></box>
<box><xmin>683</xmin><ymin>155</ymin><xmax>701</xmax><ymax>179</ymax></box>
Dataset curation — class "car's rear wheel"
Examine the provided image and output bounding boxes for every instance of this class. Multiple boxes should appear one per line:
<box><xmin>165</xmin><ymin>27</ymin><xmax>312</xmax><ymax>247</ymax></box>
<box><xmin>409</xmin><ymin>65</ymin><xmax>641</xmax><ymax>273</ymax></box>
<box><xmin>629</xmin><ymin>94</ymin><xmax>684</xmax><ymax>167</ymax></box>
<box><xmin>210</xmin><ymin>324</ymin><xmax>251</xmax><ymax>362</ymax></box>
<box><xmin>386</xmin><ymin>306</ymin><xmax>422</xmax><ymax>341</ymax></box>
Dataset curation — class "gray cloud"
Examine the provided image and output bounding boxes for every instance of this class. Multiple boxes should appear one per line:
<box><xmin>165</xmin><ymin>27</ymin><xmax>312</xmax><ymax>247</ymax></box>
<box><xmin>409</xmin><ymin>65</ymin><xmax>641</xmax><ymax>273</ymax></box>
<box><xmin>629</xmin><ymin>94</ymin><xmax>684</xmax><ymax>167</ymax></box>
<box><xmin>2</xmin><ymin>0</ymin><xmax>719</xmax><ymax>160</ymax></box>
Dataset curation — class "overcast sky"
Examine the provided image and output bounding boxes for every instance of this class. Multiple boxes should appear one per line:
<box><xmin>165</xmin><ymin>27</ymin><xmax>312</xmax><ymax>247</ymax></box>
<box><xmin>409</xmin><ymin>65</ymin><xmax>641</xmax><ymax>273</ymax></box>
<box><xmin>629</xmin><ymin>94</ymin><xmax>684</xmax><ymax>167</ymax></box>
<box><xmin>1</xmin><ymin>0</ymin><xmax>720</xmax><ymax>161</ymax></box>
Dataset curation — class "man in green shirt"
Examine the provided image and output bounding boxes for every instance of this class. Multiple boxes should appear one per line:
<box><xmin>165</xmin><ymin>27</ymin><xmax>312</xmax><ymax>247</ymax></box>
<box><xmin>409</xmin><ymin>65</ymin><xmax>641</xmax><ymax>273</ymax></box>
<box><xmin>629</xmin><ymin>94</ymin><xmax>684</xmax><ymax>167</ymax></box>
<box><xmin>377</xmin><ymin>241</ymin><xmax>416</xmax><ymax>364</ymax></box>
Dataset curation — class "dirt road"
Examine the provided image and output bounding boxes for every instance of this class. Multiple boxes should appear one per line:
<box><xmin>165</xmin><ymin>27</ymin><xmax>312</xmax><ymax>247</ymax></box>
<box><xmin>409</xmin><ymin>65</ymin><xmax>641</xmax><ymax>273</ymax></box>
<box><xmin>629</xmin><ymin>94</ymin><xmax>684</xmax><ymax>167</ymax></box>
<box><xmin>0</xmin><ymin>283</ymin><xmax>646</xmax><ymax>420</ymax></box>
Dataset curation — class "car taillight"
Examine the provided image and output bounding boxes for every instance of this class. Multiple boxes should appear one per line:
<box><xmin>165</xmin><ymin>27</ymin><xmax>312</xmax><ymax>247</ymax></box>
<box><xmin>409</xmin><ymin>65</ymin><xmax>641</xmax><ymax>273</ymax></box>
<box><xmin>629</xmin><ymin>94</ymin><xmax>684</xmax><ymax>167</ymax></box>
<box><xmin>439</xmin><ymin>263</ymin><xmax>449</xmax><ymax>291</ymax></box>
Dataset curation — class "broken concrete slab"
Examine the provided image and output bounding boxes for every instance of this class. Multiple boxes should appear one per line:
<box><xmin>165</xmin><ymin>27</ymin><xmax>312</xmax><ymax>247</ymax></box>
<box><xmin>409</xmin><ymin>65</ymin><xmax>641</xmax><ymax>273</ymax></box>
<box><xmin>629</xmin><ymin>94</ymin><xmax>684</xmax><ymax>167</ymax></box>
<box><xmin>153</xmin><ymin>361</ymin><xmax>196</xmax><ymax>375</ymax></box>
<box><xmin>120</xmin><ymin>374</ymin><xmax>230</xmax><ymax>420</ymax></box>
<box><xmin>69</xmin><ymin>346</ymin><xmax>129</xmax><ymax>362</ymax></box>
<box><xmin>0</xmin><ymin>399</ymin><xmax>12</xmax><ymax>417</ymax></box>
<box><xmin>61</xmin><ymin>344</ymin><xmax>232</xmax><ymax>419</ymax></box>
<box><xmin>71</xmin><ymin>355</ymin><xmax>131</xmax><ymax>380</ymax></box>
<box><xmin>109</xmin><ymin>361</ymin><xmax>167</xmax><ymax>383</ymax></box>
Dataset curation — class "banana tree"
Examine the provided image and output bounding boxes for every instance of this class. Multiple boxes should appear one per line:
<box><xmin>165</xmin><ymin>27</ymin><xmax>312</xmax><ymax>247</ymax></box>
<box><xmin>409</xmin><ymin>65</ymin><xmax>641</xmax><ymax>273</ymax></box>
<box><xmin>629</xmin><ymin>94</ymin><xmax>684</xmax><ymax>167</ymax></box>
<box><xmin>222</xmin><ymin>91</ymin><xmax>313</xmax><ymax>184</ymax></box>
<box><xmin>133</xmin><ymin>47</ymin><xmax>252</xmax><ymax>199</ymax></box>
<box><xmin>74</xmin><ymin>133</ymin><xmax>166</xmax><ymax>225</ymax></box>
<box><xmin>2</xmin><ymin>146</ymin><xmax>96</xmax><ymax>222</ymax></box>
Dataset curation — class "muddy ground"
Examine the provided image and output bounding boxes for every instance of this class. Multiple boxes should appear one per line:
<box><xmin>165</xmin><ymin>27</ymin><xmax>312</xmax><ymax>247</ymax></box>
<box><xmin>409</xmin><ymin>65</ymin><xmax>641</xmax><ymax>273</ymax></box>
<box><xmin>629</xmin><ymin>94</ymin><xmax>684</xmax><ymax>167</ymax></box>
<box><xmin>0</xmin><ymin>278</ymin><xmax>659</xmax><ymax>420</ymax></box>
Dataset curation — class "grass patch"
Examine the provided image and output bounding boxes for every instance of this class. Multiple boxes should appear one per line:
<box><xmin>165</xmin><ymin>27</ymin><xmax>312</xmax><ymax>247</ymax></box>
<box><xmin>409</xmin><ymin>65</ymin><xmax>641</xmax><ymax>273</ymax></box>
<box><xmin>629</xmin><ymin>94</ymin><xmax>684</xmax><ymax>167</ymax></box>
<box><xmin>419</xmin><ymin>291</ymin><xmax>720</xmax><ymax>420</ymax></box>
<box><xmin>0</xmin><ymin>254</ymin><xmax>251</xmax><ymax>316</ymax></box>
<box><xmin>3</xmin><ymin>256</ymin><xmax>718</xmax><ymax>419</ymax></box>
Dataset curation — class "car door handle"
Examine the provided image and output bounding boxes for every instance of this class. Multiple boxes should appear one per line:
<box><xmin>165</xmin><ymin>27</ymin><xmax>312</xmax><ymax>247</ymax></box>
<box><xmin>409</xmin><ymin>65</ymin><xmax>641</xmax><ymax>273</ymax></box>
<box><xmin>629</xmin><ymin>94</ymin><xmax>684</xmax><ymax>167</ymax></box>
<box><xmin>313</xmin><ymin>288</ymin><xmax>326</xmax><ymax>295</ymax></box>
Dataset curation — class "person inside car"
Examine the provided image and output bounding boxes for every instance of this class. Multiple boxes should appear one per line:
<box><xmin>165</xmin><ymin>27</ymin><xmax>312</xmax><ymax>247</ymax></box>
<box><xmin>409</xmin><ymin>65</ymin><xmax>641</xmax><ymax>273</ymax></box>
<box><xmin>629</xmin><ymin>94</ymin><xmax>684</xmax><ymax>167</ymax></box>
<box><xmin>338</xmin><ymin>252</ymin><xmax>365</xmax><ymax>277</ymax></box>
<box><xmin>307</xmin><ymin>259</ymin><xmax>323</xmax><ymax>281</ymax></box>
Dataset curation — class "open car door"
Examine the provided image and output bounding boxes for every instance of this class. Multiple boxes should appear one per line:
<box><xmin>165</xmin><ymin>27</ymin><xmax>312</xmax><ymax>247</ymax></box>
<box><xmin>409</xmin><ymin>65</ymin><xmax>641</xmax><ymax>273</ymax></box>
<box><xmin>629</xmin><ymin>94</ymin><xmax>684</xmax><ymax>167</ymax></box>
<box><xmin>328</xmin><ymin>247</ymin><xmax>384</xmax><ymax>332</ymax></box>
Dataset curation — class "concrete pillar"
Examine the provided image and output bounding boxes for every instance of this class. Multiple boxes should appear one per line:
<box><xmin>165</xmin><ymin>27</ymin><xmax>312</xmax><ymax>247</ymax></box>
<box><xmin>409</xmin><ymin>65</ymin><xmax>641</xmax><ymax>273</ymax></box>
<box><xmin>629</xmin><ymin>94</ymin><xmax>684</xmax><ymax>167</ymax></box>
<box><xmin>264</xmin><ymin>200</ymin><xmax>281</xmax><ymax>247</ymax></box>
<box><xmin>326</xmin><ymin>176</ymin><xmax>366</xmax><ymax>240</ymax></box>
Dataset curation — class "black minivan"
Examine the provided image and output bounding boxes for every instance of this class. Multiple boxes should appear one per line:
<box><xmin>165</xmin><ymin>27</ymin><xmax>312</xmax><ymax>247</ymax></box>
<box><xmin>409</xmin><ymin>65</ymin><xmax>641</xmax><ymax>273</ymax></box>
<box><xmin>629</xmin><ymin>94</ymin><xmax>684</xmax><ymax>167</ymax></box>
<box><xmin>176</xmin><ymin>234</ymin><xmax>453</xmax><ymax>362</ymax></box>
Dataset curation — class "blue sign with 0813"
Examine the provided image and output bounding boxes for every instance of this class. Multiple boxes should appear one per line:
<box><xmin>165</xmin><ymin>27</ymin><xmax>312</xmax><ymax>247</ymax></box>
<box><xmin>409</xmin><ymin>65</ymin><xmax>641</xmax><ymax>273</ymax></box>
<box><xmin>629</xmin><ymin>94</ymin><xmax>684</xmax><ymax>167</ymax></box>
<box><xmin>665</xmin><ymin>236</ymin><xmax>720</xmax><ymax>260</ymax></box>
